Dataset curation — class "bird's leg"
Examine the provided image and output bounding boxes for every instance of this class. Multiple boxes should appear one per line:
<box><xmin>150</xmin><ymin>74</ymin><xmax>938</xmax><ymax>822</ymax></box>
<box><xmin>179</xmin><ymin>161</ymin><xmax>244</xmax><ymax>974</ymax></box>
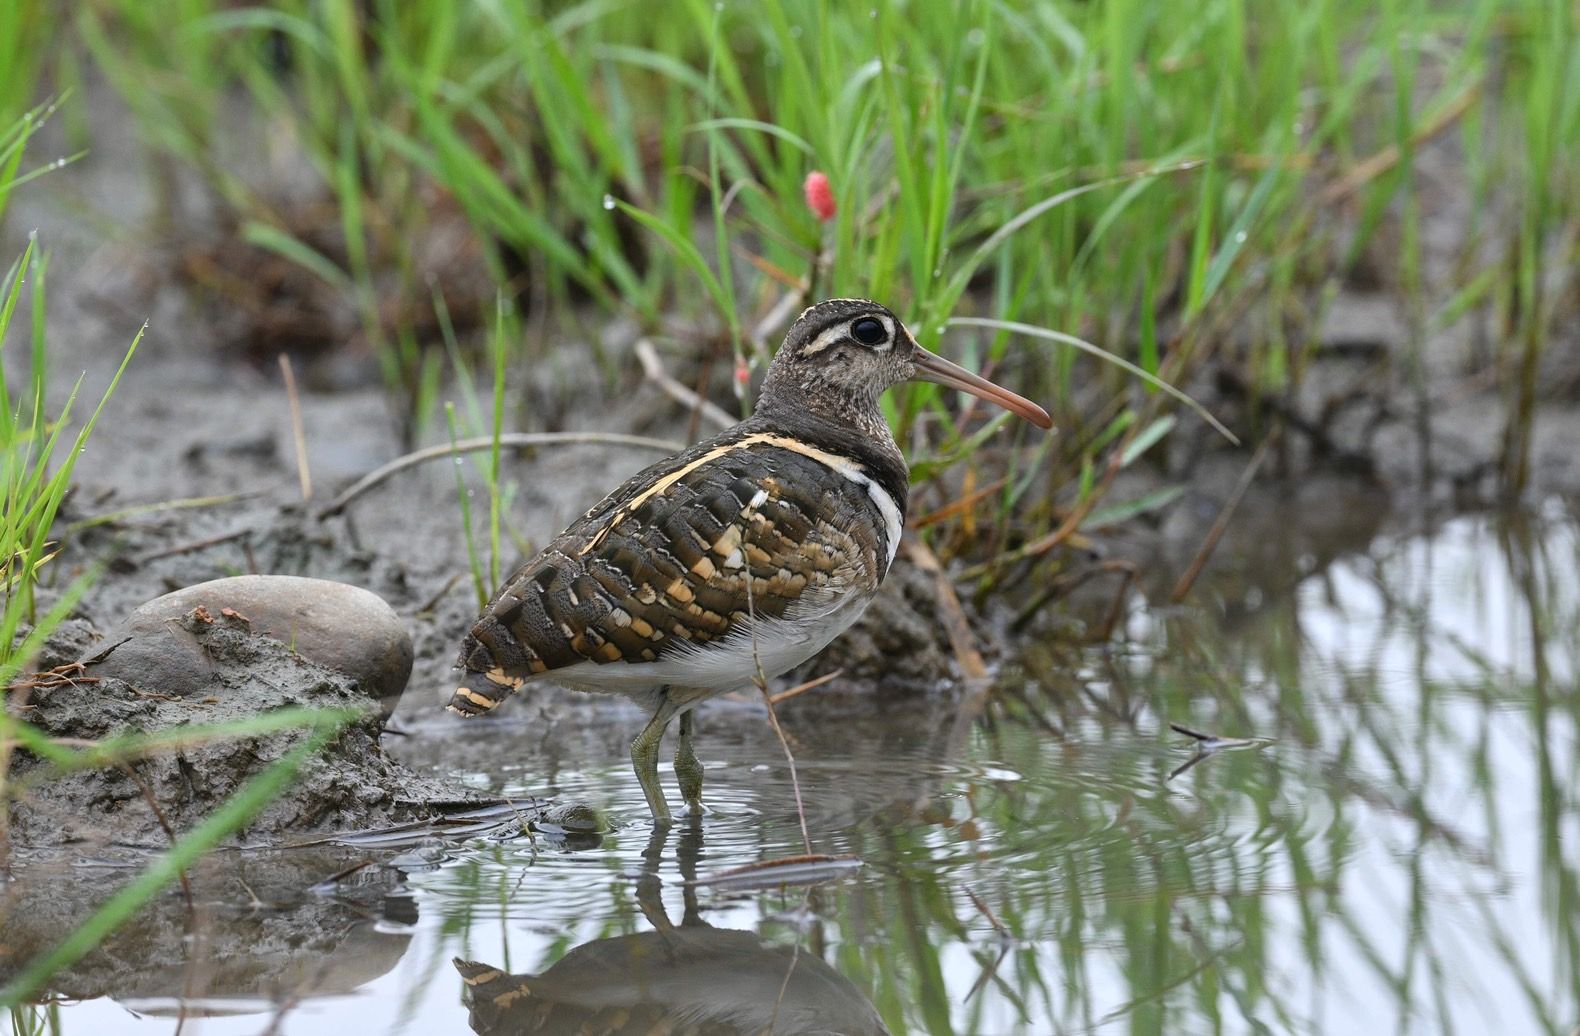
<box><xmin>632</xmin><ymin>692</ymin><xmax>681</xmax><ymax>824</ymax></box>
<box><xmin>674</xmin><ymin>708</ymin><xmax>706</xmax><ymax>816</ymax></box>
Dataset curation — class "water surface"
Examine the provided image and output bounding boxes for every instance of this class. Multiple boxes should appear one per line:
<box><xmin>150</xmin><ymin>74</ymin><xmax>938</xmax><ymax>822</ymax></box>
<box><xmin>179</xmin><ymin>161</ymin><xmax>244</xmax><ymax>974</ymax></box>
<box><xmin>19</xmin><ymin>505</ymin><xmax>1579</xmax><ymax>1034</ymax></box>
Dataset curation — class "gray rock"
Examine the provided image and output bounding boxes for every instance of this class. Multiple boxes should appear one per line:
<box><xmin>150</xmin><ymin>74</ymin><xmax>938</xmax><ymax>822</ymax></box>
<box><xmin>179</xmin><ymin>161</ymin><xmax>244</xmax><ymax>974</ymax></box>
<box><xmin>84</xmin><ymin>575</ymin><xmax>413</xmax><ymax>717</ymax></box>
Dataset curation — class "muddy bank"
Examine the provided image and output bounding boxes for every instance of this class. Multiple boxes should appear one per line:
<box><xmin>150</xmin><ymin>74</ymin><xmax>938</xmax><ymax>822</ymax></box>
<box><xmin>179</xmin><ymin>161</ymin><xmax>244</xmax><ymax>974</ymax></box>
<box><xmin>7</xmin><ymin>606</ymin><xmax>486</xmax><ymax>850</ymax></box>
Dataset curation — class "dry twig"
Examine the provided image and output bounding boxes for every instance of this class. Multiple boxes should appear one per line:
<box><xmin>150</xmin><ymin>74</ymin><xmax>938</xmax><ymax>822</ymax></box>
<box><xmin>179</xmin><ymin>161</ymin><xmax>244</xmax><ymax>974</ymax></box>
<box><xmin>634</xmin><ymin>339</ymin><xmax>734</xmax><ymax>430</ymax></box>
<box><xmin>741</xmin><ymin>511</ymin><xmax>813</xmax><ymax>855</ymax></box>
<box><xmin>903</xmin><ymin>537</ymin><xmax>988</xmax><ymax>681</ymax></box>
<box><xmin>316</xmin><ymin>432</ymin><xmax>681</xmax><ymax>519</ymax></box>
<box><xmin>278</xmin><ymin>354</ymin><xmax>312</xmax><ymax>501</ymax></box>
<box><xmin>1316</xmin><ymin>79</ymin><xmax>1481</xmax><ymax>205</ymax></box>
<box><xmin>910</xmin><ymin>477</ymin><xmax>1009</xmax><ymax>530</ymax></box>
<box><xmin>768</xmin><ymin>669</ymin><xmax>844</xmax><ymax>705</ymax></box>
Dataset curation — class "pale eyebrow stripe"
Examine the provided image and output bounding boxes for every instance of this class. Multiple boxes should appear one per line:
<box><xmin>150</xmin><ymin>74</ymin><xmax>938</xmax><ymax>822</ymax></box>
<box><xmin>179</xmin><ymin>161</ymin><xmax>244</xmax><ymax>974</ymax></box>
<box><xmin>800</xmin><ymin>323</ymin><xmax>851</xmax><ymax>356</ymax></box>
<box><xmin>801</xmin><ymin>313</ymin><xmax>894</xmax><ymax>356</ymax></box>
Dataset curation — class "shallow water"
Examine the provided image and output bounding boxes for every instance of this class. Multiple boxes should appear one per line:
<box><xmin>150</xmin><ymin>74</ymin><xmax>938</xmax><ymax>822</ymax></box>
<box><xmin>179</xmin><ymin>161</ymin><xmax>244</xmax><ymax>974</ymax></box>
<box><xmin>15</xmin><ymin>504</ymin><xmax>1580</xmax><ymax>1034</ymax></box>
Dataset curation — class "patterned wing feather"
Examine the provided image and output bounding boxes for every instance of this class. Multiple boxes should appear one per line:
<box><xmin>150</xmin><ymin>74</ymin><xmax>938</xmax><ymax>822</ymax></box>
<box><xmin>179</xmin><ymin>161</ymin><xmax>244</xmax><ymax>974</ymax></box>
<box><xmin>449</xmin><ymin>432</ymin><xmax>894</xmax><ymax>714</ymax></box>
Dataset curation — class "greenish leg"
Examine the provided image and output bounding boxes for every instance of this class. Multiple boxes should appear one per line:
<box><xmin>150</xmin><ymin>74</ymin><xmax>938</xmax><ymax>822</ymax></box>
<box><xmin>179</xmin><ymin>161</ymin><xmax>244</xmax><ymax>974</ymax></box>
<box><xmin>632</xmin><ymin>693</ymin><xmax>681</xmax><ymax>825</ymax></box>
<box><xmin>674</xmin><ymin>709</ymin><xmax>705</xmax><ymax>816</ymax></box>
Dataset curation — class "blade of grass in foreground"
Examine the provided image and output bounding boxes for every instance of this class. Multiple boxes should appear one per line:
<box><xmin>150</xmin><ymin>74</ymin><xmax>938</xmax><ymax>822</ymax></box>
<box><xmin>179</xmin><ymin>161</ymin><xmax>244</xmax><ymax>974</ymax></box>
<box><xmin>6</xmin><ymin>706</ymin><xmax>364</xmax><ymax>780</ymax></box>
<box><xmin>0</xmin><ymin>714</ymin><xmax>352</xmax><ymax>1007</ymax></box>
<box><xmin>947</xmin><ymin>316</ymin><xmax>1240</xmax><ymax>446</ymax></box>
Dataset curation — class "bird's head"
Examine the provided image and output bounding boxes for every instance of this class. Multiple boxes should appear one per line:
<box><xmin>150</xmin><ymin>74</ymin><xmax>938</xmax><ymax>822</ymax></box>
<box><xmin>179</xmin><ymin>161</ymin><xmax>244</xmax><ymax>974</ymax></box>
<box><xmin>761</xmin><ymin>298</ymin><xmax>1052</xmax><ymax>430</ymax></box>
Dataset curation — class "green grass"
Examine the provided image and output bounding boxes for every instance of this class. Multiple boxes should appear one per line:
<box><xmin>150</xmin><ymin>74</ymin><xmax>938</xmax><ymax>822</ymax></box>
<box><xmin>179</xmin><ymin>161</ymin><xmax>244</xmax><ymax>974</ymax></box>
<box><xmin>33</xmin><ymin>0</ymin><xmax>1575</xmax><ymax>546</ymax></box>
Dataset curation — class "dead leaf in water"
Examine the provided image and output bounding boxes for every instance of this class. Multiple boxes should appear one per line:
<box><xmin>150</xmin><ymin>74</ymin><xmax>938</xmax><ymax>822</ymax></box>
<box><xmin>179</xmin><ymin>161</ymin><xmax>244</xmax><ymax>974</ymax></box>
<box><xmin>690</xmin><ymin>853</ymin><xmax>862</xmax><ymax>890</ymax></box>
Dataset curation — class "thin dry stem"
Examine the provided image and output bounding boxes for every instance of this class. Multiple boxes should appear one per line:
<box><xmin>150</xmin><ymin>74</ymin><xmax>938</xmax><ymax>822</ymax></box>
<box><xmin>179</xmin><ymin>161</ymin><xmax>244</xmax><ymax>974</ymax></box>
<box><xmin>741</xmin><ymin>511</ymin><xmax>812</xmax><ymax>855</ymax></box>
<box><xmin>137</xmin><ymin>528</ymin><xmax>251</xmax><ymax>564</ymax></box>
<box><xmin>316</xmin><ymin>432</ymin><xmax>680</xmax><ymax>519</ymax></box>
<box><xmin>1169</xmin><ymin>434</ymin><xmax>1274</xmax><ymax>604</ymax></box>
<box><xmin>903</xmin><ymin>537</ymin><xmax>988</xmax><ymax>681</ymax></box>
<box><xmin>278</xmin><ymin>354</ymin><xmax>313</xmax><ymax>502</ymax></box>
<box><xmin>634</xmin><ymin>338</ymin><xmax>734</xmax><ymax>430</ymax></box>
<box><xmin>1316</xmin><ymin>78</ymin><xmax>1481</xmax><ymax>205</ymax></box>
<box><xmin>767</xmin><ymin>669</ymin><xmax>843</xmax><ymax>705</ymax></box>
<box><xmin>910</xmin><ymin>477</ymin><xmax>1009</xmax><ymax>530</ymax></box>
<box><xmin>120</xmin><ymin>761</ymin><xmax>194</xmax><ymax>907</ymax></box>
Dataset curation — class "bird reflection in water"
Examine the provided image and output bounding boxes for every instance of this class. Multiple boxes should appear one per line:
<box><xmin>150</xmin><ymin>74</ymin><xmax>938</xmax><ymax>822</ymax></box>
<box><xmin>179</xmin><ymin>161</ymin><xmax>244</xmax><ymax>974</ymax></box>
<box><xmin>454</xmin><ymin>820</ymin><xmax>889</xmax><ymax>1035</ymax></box>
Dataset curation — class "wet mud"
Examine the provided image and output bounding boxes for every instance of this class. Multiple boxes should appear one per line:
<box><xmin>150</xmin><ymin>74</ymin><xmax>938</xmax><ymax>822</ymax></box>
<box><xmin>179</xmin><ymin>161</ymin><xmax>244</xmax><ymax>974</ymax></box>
<box><xmin>7</xmin><ymin>607</ymin><xmax>487</xmax><ymax>850</ymax></box>
<box><xmin>0</xmin><ymin>846</ymin><xmax>415</xmax><ymax>1008</ymax></box>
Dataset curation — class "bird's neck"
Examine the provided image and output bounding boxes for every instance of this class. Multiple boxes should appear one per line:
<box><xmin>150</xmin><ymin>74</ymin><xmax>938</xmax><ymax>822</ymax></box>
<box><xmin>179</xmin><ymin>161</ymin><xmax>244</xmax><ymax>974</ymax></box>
<box><xmin>753</xmin><ymin>376</ymin><xmax>910</xmax><ymax>517</ymax></box>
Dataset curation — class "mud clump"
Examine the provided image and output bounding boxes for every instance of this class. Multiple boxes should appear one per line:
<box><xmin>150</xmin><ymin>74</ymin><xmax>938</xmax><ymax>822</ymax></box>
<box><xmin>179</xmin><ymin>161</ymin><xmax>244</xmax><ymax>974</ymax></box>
<box><xmin>7</xmin><ymin>609</ymin><xmax>482</xmax><ymax>850</ymax></box>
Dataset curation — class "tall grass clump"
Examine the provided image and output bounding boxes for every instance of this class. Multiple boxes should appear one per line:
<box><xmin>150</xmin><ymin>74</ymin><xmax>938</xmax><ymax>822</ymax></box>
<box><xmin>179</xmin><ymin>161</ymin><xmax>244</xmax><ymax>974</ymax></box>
<box><xmin>44</xmin><ymin>0</ymin><xmax>1580</xmax><ymax>546</ymax></box>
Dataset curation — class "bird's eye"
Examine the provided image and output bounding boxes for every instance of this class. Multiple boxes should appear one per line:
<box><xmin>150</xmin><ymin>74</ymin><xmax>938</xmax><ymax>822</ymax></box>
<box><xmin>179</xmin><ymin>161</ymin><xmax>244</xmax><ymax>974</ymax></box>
<box><xmin>850</xmin><ymin>317</ymin><xmax>887</xmax><ymax>346</ymax></box>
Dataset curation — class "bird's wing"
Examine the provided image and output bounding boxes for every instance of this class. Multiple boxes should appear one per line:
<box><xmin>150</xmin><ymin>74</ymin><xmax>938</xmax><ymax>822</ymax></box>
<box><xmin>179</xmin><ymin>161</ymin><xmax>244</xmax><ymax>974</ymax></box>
<box><xmin>449</xmin><ymin>428</ymin><xmax>900</xmax><ymax>713</ymax></box>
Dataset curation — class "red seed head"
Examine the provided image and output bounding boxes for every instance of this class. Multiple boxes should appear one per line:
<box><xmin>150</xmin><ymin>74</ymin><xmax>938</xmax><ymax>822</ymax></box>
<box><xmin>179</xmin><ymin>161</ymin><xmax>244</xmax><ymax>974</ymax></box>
<box><xmin>803</xmin><ymin>171</ymin><xmax>836</xmax><ymax>222</ymax></box>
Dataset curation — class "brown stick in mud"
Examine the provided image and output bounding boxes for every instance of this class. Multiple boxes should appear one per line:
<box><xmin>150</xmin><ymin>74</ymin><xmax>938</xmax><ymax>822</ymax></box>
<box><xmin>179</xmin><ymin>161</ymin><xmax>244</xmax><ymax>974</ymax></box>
<box><xmin>137</xmin><ymin>528</ymin><xmax>251</xmax><ymax>564</ymax></box>
<box><xmin>119</xmin><ymin>761</ymin><xmax>194</xmax><ymax>908</ymax></box>
<box><xmin>278</xmin><ymin>354</ymin><xmax>313</xmax><ymax>502</ymax></box>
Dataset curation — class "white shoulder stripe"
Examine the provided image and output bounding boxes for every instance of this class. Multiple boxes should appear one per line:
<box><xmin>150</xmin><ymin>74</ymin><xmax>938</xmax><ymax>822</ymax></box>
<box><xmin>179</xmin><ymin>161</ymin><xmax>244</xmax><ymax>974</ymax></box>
<box><xmin>859</xmin><ymin>470</ymin><xmax>904</xmax><ymax>570</ymax></box>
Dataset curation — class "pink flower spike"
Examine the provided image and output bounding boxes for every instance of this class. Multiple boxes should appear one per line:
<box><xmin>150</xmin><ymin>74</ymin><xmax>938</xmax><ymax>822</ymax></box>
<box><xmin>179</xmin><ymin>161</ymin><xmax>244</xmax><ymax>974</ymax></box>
<box><xmin>804</xmin><ymin>171</ymin><xmax>836</xmax><ymax>222</ymax></box>
<box><xmin>734</xmin><ymin>359</ymin><xmax>751</xmax><ymax>384</ymax></box>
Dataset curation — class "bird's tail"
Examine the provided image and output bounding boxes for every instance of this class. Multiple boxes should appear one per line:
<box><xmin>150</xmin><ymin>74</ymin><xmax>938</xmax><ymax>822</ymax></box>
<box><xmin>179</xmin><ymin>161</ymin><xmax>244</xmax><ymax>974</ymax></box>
<box><xmin>446</xmin><ymin>666</ymin><xmax>524</xmax><ymax>716</ymax></box>
<box><xmin>453</xmin><ymin>957</ymin><xmax>513</xmax><ymax>994</ymax></box>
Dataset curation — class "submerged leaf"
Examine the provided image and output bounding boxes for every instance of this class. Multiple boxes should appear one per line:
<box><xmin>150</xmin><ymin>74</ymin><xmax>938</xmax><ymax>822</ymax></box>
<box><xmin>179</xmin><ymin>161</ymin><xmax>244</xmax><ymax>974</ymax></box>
<box><xmin>692</xmin><ymin>853</ymin><xmax>863</xmax><ymax>890</ymax></box>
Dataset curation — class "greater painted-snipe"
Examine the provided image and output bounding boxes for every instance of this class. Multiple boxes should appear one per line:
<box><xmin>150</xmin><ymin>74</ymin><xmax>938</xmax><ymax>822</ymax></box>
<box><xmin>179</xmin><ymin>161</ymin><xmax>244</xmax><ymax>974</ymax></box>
<box><xmin>450</xmin><ymin>299</ymin><xmax>1052</xmax><ymax>822</ymax></box>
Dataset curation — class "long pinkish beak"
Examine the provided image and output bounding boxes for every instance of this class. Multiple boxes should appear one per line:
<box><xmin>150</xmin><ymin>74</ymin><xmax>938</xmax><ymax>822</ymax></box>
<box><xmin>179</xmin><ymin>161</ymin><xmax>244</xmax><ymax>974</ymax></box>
<box><xmin>911</xmin><ymin>347</ymin><xmax>1053</xmax><ymax>429</ymax></box>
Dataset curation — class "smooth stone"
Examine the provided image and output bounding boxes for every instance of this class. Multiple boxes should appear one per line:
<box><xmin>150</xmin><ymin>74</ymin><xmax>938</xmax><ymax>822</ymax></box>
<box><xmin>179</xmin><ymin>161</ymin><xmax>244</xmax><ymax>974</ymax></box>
<box><xmin>84</xmin><ymin>575</ymin><xmax>413</xmax><ymax>718</ymax></box>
